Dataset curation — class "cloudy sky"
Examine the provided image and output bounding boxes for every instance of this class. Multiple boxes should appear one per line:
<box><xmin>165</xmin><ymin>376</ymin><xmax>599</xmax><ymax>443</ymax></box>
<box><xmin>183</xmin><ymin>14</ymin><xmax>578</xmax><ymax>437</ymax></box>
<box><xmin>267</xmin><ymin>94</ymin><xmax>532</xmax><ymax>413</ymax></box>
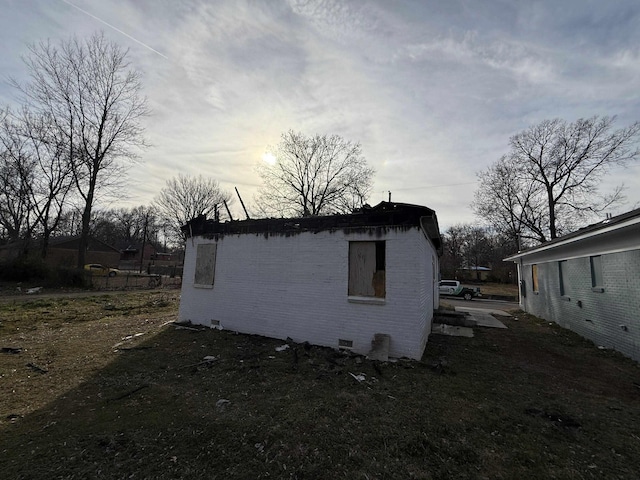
<box><xmin>1</xmin><ymin>0</ymin><xmax>639</xmax><ymax>229</ymax></box>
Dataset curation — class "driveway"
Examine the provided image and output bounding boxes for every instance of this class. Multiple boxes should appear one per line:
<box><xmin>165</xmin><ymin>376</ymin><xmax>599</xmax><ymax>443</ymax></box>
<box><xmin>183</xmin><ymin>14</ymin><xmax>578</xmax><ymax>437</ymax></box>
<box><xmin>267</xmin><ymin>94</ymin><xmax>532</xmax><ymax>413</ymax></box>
<box><xmin>440</xmin><ymin>296</ymin><xmax>520</xmax><ymax>313</ymax></box>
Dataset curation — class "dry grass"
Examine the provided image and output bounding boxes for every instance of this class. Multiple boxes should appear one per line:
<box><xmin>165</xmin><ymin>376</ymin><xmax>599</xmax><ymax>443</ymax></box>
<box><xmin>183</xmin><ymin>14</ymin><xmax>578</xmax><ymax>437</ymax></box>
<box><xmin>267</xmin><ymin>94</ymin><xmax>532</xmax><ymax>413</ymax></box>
<box><xmin>1</xmin><ymin>292</ymin><xmax>640</xmax><ymax>479</ymax></box>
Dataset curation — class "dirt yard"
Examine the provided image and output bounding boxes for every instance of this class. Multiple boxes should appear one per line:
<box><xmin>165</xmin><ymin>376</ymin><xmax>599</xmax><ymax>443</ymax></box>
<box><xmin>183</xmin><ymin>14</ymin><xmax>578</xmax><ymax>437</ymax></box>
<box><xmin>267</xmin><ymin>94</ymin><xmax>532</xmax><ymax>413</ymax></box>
<box><xmin>1</xmin><ymin>292</ymin><xmax>639</xmax><ymax>479</ymax></box>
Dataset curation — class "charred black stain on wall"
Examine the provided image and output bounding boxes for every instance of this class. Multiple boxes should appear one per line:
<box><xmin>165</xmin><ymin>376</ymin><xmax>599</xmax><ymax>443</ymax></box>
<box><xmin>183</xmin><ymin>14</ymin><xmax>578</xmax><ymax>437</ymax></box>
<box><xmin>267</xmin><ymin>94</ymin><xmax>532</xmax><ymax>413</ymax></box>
<box><xmin>182</xmin><ymin>201</ymin><xmax>442</xmax><ymax>251</ymax></box>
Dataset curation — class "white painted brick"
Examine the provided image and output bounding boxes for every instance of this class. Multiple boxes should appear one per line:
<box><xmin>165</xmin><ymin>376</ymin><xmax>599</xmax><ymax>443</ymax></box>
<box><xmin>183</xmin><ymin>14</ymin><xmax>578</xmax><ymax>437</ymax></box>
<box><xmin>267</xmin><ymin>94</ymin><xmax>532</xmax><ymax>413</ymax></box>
<box><xmin>179</xmin><ymin>227</ymin><xmax>439</xmax><ymax>359</ymax></box>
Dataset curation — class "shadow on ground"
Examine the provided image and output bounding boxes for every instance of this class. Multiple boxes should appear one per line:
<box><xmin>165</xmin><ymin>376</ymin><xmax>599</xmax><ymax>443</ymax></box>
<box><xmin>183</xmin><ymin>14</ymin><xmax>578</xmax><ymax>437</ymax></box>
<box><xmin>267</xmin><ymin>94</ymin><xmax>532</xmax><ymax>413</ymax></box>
<box><xmin>2</xmin><ymin>305</ymin><xmax>640</xmax><ymax>479</ymax></box>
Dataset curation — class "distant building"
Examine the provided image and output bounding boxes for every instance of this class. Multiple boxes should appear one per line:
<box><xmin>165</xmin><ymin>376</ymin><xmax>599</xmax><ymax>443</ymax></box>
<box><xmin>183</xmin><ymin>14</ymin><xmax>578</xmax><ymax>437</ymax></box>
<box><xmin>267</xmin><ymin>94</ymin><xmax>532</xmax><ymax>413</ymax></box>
<box><xmin>459</xmin><ymin>266</ymin><xmax>492</xmax><ymax>281</ymax></box>
<box><xmin>0</xmin><ymin>236</ymin><xmax>120</xmax><ymax>268</ymax></box>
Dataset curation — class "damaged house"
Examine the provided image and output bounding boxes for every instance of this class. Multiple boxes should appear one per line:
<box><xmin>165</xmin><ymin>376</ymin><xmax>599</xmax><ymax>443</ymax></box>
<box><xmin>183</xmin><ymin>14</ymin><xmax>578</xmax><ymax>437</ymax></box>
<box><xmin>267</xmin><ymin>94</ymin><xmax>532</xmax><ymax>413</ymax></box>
<box><xmin>179</xmin><ymin>202</ymin><xmax>442</xmax><ymax>360</ymax></box>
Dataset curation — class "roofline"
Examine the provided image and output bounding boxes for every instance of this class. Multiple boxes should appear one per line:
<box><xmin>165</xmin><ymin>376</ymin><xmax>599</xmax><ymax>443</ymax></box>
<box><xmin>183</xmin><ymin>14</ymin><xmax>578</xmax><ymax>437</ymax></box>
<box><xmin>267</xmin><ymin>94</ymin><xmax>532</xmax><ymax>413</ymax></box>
<box><xmin>504</xmin><ymin>209</ymin><xmax>640</xmax><ymax>262</ymax></box>
<box><xmin>182</xmin><ymin>201</ymin><xmax>442</xmax><ymax>250</ymax></box>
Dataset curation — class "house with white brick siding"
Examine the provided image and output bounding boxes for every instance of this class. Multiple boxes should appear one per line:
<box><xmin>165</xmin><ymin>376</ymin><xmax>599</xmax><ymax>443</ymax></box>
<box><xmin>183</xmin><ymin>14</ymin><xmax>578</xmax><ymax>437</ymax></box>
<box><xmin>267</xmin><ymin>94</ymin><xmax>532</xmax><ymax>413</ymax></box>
<box><xmin>505</xmin><ymin>208</ymin><xmax>640</xmax><ymax>362</ymax></box>
<box><xmin>179</xmin><ymin>202</ymin><xmax>442</xmax><ymax>360</ymax></box>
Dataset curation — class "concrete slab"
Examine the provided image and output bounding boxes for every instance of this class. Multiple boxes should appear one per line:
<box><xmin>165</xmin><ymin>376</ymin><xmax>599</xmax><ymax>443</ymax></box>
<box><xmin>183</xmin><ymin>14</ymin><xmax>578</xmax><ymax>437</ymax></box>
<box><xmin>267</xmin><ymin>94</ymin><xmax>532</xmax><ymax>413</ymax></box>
<box><xmin>367</xmin><ymin>333</ymin><xmax>390</xmax><ymax>361</ymax></box>
<box><xmin>455</xmin><ymin>306</ymin><xmax>513</xmax><ymax>317</ymax></box>
<box><xmin>455</xmin><ymin>308</ymin><xmax>508</xmax><ymax>329</ymax></box>
<box><xmin>431</xmin><ymin>323</ymin><xmax>474</xmax><ymax>337</ymax></box>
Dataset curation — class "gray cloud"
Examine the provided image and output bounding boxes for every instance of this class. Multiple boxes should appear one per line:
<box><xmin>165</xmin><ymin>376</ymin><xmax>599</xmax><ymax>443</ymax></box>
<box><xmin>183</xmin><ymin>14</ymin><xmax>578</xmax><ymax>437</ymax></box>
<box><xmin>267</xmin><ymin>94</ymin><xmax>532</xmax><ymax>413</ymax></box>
<box><xmin>0</xmin><ymin>0</ymin><xmax>638</xmax><ymax>227</ymax></box>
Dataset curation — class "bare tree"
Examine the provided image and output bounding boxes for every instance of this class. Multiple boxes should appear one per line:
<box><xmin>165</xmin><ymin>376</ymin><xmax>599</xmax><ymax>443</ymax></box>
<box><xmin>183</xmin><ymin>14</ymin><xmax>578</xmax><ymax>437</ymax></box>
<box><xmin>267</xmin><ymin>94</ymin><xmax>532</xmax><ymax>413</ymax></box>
<box><xmin>16</xmin><ymin>109</ymin><xmax>75</xmax><ymax>257</ymax></box>
<box><xmin>475</xmin><ymin>116</ymin><xmax>640</xmax><ymax>242</ymax></box>
<box><xmin>154</xmin><ymin>174</ymin><xmax>232</xmax><ymax>244</ymax></box>
<box><xmin>474</xmin><ymin>155</ymin><xmax>549</xmax><ymax>246</ymax></box>
<box><xmin>12</xmin><ymin>32</ymin><xmax>148</xmax><ymax>267</ymax></box>
<box><xmin>255</xmin><ymin>130</ymin><xmax>374</xmax><ymax>217</ymax></box>
<box><xmin>0</xmin><ymin>108</ymin><xmax>36</xmax><ymax>244</ymax></box>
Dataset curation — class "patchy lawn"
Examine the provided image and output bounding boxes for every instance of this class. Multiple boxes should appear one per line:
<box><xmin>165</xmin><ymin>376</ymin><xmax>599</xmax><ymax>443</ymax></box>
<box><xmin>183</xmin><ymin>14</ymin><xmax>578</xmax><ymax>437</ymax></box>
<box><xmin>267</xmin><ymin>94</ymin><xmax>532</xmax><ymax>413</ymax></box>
<box><xmin>1</xmin><ymin>293</ymin><xmax>639</xmax><ymax>479</ymax></box>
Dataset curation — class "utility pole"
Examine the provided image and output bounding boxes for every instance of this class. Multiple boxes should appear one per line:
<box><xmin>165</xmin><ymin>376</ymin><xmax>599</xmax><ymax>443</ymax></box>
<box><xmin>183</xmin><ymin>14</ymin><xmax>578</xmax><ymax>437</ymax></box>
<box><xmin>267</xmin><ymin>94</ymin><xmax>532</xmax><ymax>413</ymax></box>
<box><xmin>388</xmin><ymin>191</ymin><xmax>391</xmax><ymax>202</ymax></box>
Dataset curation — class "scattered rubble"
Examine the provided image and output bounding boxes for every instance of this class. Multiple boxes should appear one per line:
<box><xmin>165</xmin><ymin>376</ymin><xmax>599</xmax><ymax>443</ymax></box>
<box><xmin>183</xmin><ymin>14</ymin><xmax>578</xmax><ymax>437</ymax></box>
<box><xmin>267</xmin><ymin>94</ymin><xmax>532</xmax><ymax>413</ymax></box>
<box><xmin>26</xmin><ymin>362</ymin><xmax>48</xmax><ymax>374</ymax></box>
<box><xmin>1</xmin><ymin>347</ymin><xmax>23</xmax><ymax>354</ymax></box>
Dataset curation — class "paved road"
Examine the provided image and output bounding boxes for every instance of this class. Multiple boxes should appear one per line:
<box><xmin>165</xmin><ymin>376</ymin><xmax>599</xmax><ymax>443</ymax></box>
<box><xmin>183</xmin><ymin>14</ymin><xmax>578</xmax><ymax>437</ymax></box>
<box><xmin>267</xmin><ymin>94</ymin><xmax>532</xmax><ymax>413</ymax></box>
<box><xmin>440</xmin><ymin>296</ymin><xmax>520</xmax><ymax>312</ymax></box>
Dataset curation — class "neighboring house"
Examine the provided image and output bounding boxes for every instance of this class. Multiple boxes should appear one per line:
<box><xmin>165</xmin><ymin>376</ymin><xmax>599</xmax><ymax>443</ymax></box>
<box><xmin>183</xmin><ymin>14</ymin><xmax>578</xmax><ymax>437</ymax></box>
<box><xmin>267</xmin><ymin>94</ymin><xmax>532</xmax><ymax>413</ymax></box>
<box><xmin>179</xmin><ymin>202</ymin><xmax>442</xmax><ymax>360</ymax></box>
<box><xmin>504</xmin><ymin>208</ymin><xmax>640</xmax><ymax>362</ymax></box>
<box><xmin>118</xmin><ymin>241</ymin><xmax>158</xmax><ymax>269</ymax></box>
<box><xmin>459</xmin><ymin>265</ymin><xmax>492</xmax><ymax>281</ymax></box>
<box><xmin>46</xmin><ymin>236</ymin><xmax>121</xmax><ymax>268</ymax></box>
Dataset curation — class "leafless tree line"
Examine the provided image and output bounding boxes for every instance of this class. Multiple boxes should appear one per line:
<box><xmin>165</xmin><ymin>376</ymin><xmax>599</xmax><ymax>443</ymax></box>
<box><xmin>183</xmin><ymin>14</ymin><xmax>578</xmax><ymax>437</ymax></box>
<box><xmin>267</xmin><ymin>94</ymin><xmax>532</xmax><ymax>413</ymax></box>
<box><xmin>0</xmin><ymin>33</ymin><xmax>148</xmax><ymax>266</ymax></box>
<box><xmin>474</xmin><ymin>116</ymin><xmax>640</xmax><ymax>245</ymax></box>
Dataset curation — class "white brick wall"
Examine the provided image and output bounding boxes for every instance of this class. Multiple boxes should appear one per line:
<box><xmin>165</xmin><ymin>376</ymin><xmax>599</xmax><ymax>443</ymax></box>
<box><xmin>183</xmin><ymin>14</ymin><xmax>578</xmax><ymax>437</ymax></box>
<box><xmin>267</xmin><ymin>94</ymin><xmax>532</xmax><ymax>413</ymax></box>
<box><xmin>520</xmin><ymin>249</ymin><xmax>640</xmax><ymax>361</ymax></box>
<box><xmin>179</xmin><ymin>226</ymin><xmax>438</xmax><ymax>359</ymax></box>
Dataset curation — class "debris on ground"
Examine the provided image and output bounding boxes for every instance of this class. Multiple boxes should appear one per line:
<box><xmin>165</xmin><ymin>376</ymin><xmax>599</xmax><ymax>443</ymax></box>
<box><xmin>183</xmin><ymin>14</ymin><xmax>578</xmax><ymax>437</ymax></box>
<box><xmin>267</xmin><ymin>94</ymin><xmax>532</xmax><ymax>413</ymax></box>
<box><xmin>26</xmin><ymin>362</ymin><xmax>48</xmax><ymax>374</ymax></box>
<box><xmin>26</xmin><ymin>287</ymin><xmax>43</xmax><ymax>294</ymax></box>
<box><xmin>428</xmin><ymin>357</ymin><xmax>451</xmax><ymax>375</ymax></box>
<box><xmin>172</xmin><ymin>323</ymin><xmax>204</xmax><ymax>331</ymax></box>
<box><xmin>349</xmin><ymin>372</ymin><xmax>366</xmax><ymax>383</ymax></box>
<box><xmin>1</xmin><ymin>347</ymin><xmax>23</xmax><ymax>354</ymax></box>
<box><xmin>112</xmin><ymin>332</ymin><xmax>146</xmax><ymax>349</ymax></box>
<box><xmin>275</xmin><ymin>344</ymin><xmax>290</xmax><ymax>352</ymax></box>
<box><xmin>179</xmin><ymin>356</ymin><xmax>219</xmax><ymax>369</ymax></box>
<box><xmin>216</xmin><ymin>398</ymin><xmax>231</xmax><ymax>410</ymax></box>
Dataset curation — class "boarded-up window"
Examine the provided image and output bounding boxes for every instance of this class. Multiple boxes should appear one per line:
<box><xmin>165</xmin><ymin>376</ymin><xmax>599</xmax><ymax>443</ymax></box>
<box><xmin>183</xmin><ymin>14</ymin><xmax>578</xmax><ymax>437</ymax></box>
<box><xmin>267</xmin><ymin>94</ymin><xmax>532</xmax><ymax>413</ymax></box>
<box><xmin>531</xmin><ymin>264</ymin><xmax>539</xmax><ymax>293</ymax></box>
<box><xmin>194</xmin><ymin>243</ymin><xmax>217</xmax><ymax>286</ymax></box>
<box><xmin>348</xmin><ymin>241</ymin><xmax>385</xmax><ymax>298</ymax></box>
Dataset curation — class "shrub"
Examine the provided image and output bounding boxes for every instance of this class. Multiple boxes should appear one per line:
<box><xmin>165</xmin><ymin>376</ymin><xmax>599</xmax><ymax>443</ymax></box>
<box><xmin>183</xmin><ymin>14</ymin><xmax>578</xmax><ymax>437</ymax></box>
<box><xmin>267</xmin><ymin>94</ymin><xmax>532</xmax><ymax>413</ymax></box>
<box><xmin>0</xmin><ymin>258</ymin><xmax>50</xmax><ymax>282</ymax></box>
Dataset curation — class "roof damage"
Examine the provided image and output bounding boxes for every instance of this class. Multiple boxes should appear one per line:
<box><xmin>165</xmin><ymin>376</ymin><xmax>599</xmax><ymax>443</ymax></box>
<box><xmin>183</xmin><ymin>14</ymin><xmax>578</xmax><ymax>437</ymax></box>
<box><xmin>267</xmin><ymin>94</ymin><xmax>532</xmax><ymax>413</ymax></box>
<box><xmin>182</xmin><ymin>201</ymin><xmax>442</xmax><ymax>251</ymax></box>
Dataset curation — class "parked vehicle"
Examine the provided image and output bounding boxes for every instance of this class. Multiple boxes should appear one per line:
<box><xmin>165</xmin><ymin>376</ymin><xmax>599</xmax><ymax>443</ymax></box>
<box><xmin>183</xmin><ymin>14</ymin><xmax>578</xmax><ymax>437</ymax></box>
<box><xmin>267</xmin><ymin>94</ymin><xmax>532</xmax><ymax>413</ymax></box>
<box><xmin>438</xmin><ymin>280</ymin><xmax>481</xmax><ymax>301</ymax></box>
<box><xmin>84</xmin><ymin>264</ymin><xmax>119</xmax><ymax>277</ymax></box>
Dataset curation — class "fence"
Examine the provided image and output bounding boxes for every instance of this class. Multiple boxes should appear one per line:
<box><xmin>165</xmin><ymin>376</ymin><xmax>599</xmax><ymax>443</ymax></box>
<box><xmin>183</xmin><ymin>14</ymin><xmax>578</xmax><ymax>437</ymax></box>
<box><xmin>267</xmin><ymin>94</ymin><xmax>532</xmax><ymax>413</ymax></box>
<box><xmin>85</xmin><ymin>271</ymin><xmax>182</xmax><ymax>291</ymax></box>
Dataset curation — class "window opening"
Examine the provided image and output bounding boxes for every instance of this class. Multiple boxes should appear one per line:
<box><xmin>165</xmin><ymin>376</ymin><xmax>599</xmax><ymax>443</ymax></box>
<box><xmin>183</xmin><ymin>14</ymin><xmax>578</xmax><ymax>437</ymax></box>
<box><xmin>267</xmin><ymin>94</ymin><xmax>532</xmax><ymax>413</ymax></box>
<box><xmin>590</xmin><ymin>255</ymin><xmax>603</xmax><ymax>288</ymax></box>
<box><xmin>194</xmin><ymin>243</ymin><xmax>216</xmax><ymax>286</ymax></box>
<box><xmin>348</xmin><ymin>241</ymin><xmax>386</xmax><ymax>298</ymax></box>
<box><xmin>558</xmin><ymin>260</ymin><xmax>567</xmax><ymax>296</ymax></box>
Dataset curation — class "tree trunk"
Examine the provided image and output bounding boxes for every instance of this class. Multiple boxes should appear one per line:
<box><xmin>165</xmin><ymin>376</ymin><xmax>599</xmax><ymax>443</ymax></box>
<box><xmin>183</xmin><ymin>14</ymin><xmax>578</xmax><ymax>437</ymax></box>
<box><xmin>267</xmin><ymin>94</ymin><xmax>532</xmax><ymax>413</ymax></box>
<box><xmin>77</xmin><ymin>186</ymin><xmax>95</xmax><ymax>268</ymax></box>
<box><xmin>547</xmin><ymin>186</ymin><xmax>557</xmax><ymax>240</ymax></box>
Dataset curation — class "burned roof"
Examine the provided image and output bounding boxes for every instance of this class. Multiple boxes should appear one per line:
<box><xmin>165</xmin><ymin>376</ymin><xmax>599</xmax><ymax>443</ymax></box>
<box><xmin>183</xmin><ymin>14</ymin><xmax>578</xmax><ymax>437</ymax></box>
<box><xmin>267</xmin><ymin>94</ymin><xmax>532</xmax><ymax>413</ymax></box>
<box><xmin>183</xmin><ymin>201</ymin><xmax>441</xmax><ymax>249</ymax></box>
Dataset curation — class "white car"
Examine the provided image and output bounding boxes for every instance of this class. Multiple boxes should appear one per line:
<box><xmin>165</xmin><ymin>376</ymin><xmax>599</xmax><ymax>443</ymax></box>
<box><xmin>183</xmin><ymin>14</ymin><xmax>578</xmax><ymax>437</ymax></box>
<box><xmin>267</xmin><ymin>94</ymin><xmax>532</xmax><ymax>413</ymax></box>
<box><xmin>438</xmin><ymin>280</ymin><xmax>480</xmax><ymax>301</ymax></box>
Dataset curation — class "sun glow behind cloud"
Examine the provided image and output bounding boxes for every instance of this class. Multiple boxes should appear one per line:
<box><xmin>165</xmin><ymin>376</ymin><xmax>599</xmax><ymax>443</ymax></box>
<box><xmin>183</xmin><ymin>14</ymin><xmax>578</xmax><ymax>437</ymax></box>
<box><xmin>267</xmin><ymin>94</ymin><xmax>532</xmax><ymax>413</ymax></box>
<box><xmin>0</xmin><ymin>0</ymin><xmax>639</xmax><ymax>226</ymax></box>
<box><xmin>262</xmin><ymin>152</ymin><xmax>277</xmax><ymax>165</ymax></box>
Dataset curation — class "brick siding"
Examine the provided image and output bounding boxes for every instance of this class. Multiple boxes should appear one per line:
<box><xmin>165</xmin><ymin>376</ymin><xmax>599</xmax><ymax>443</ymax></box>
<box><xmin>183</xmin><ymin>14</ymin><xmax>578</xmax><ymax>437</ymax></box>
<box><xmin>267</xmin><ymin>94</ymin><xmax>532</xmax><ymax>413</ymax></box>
<box><xmin>521</xmin><ymin>249</ymin><xmax>640</xmax><ymax>361</ymax></box>
<box><xmin>179</xmin><ymin>227</ymin><xmax>438</xmax><ymax>360</ymax></box>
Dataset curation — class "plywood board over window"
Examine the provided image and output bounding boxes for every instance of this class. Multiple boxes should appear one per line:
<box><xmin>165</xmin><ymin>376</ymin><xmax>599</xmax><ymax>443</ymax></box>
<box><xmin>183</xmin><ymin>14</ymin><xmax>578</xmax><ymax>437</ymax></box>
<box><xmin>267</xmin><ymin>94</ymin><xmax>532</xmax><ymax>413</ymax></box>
<box><xmin>348</xmin><ymin>241</ymin><xmax>385</xmax><ymax>298</ymax></box>
<box><xmin>194</xmin><ymin>243</ymin><xmax>216</xmax><ymax>287</ymax></box>
<box><xmin>531</xmin><ymin>264</ymin><xmax>539</xmax><ymax>293</ymax></box>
